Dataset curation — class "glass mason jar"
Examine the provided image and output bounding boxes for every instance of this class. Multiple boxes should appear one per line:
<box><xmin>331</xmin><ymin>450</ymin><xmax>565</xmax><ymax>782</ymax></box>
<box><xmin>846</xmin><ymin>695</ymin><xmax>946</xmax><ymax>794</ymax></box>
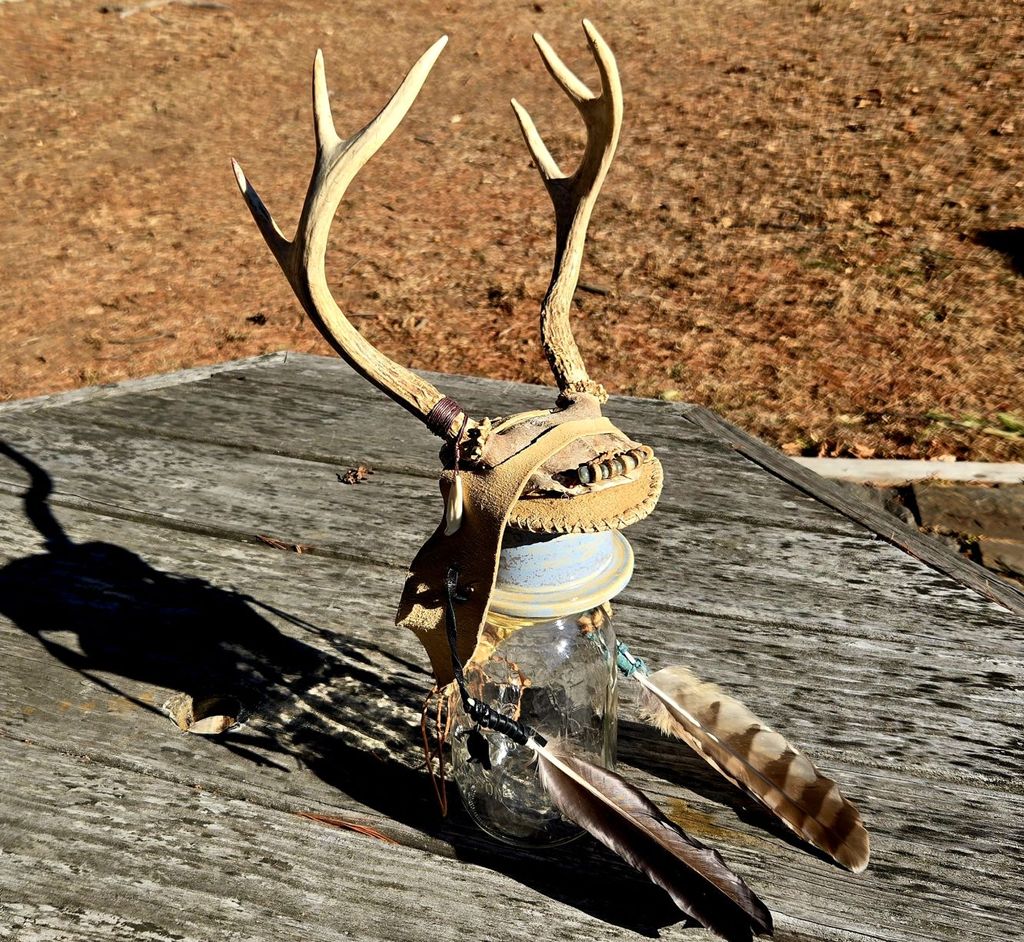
<box><xmin>451</xmin><ymin>529</ymin><xmax>633</xmax><ymax>847</ymax></box>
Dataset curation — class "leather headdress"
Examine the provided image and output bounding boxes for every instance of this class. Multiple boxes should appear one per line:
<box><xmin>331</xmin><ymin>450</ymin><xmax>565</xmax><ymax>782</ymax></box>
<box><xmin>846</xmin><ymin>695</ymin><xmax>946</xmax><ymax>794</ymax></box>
<box><xmin>234</xmin><ymin>21</ymin><xmax>662</xmax><ymax>686</ymax></box>
<box><xmin>235</xmin><ymin>23</ymin><xmax>873</xmax><ymax>923</ymax></box>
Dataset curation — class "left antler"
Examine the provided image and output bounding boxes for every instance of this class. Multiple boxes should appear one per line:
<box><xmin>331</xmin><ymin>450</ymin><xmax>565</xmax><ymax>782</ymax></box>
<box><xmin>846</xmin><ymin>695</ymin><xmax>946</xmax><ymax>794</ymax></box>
<box><xmin>232</xmin><ymin>38</ymin><xmax>468</xmax><ymax>439</ymax></box>
<box><xmin>511</xmin><ymin>19</ymin><xmax>623</xmax><ymax>404</ymax></box>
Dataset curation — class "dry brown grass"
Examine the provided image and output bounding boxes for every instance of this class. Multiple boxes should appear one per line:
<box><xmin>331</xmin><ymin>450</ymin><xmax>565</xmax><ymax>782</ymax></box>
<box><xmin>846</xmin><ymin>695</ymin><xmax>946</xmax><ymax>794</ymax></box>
<box><xmin>1</xmin><ymin>0</ymin><xmax>1021</xmax><ymax>458</ymax></box>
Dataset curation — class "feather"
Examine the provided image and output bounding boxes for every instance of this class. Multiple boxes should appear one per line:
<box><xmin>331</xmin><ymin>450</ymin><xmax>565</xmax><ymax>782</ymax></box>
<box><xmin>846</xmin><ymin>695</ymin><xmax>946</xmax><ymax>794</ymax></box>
<box><xmin>531</xmin><ymin>738</ymin><xmax>773</xmax><ymax>942</ymax></box>
<box><xmin>635</xmin><ymin>666</ymin><xmax>869</xmax><ymax>873</ymax></box>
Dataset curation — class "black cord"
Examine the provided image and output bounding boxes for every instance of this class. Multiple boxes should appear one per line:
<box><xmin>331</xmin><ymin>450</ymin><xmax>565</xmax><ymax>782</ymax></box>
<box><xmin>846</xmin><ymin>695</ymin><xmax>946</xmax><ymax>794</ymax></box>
<box><xmin>444</xmin><ymin>565</ymin><xmax>546</xmax><ymax>749</ymax></box>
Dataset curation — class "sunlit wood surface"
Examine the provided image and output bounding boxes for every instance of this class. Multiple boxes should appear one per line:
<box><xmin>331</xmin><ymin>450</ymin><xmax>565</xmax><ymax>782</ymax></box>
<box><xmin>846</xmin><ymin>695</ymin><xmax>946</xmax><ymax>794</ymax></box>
<box><xmin>1</xmin><ymin>353</ymin><xmax>1020</xmax><ymax>941</ymax></box>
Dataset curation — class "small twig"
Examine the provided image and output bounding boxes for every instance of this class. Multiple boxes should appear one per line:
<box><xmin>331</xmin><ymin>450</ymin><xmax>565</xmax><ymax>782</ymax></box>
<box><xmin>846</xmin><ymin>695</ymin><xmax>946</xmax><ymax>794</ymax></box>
<box><xmin>256</xmin><ymin>534</ymin><xmax>314</xmax><ymax>554</ymax></box>
<box><xmin>576</xmin><ymin>281</ymin><xmax>612</xmax><ymax>297</ymax></box>
<box><xmin>295</xmin><ymin>812</ymin><xmax>400</xmax><ymax>845</ymax></box>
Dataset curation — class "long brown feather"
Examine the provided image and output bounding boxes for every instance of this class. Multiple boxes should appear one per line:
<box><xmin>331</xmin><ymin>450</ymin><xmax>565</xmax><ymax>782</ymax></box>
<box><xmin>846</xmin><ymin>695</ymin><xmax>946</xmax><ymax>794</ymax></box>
<box><xmin>532</xmin><ymin>739</ymin><xmax>773</xmax><ymax>942</ymax></box>
<box><xmin>636</xmin><ymin>666</ymin><xmax>869</xmax><ymax>873</ymax></box>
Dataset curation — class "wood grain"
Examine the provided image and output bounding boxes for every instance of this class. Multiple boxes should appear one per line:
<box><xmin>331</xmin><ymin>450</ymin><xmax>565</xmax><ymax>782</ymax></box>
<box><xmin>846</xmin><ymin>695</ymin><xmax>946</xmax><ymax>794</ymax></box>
<box><xmin>0</xmin><ymin>353</ymin><xmax>287</xmax><ymax>416</ymax></box>
<box><xmin>684</xmin><ymin>406</ymin><xmax>1024</xmax><ymax>617</ymax></box>
<box><xmin>1</xmin><ymin>354</ymin><xmax>1021</xmax><ymax>941</ymax></box>
<box><xmin>0</xmin><ymin>497</ymin><xmax>1020</xmax><ymax>942</ymax></box>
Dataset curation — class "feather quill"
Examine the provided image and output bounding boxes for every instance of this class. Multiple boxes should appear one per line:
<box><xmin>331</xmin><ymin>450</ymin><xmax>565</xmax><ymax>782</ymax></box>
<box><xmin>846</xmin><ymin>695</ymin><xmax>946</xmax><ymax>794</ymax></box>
<box><xmin>635</xmin><ymin>666</ymin><xmax>869</xmax><ymax>873</ymax></box>
<box><xmin>531</xmin><ymin>738</ymin><xmax>773</xmax><ymax>942</ymax></box>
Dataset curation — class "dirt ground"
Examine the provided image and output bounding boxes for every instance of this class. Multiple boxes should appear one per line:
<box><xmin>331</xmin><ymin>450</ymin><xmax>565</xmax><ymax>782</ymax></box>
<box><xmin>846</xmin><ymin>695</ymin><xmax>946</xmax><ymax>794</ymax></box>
<box><xmin>1</xmin><ymin>0</ymin><xmax>1021</xmax><ymax>459</ymax></box>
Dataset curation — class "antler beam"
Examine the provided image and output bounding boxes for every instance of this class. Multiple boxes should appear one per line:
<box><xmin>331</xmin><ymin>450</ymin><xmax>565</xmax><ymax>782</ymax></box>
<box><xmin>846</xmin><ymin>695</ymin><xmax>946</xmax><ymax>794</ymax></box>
<box><xmin>232</xmin><ymin>38</ymin><xmax>467</xmax><ymax>439</ymax></box>
<box><xmin>511</xmin><ymin>19</ymin><xmax>623</xmax><ymax>404</ymax></box>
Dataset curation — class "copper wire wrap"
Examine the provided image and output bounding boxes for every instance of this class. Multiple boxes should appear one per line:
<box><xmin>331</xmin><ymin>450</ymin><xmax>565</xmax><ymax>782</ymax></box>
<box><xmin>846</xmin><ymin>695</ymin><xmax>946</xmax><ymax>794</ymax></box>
<box><xmin>425</xmin><ymin>397</ymin><xmax>465</xmax><ymax>440</ymax></box>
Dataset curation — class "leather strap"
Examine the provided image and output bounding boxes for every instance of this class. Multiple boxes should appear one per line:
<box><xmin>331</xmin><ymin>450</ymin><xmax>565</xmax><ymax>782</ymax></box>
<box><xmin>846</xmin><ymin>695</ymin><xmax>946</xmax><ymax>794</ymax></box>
<box><xmin>396</xmin><ymin>416</ymin><xmax>619</xmax><ymax>685</ymax></box>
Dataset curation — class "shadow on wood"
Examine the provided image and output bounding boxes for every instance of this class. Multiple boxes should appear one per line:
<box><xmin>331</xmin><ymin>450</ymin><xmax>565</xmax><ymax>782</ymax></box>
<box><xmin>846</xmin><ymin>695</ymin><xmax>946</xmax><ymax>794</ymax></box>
<box><xmin>0</xmin><ymin>440</ymin><xmax>684</xmax><ymax>937</ymax></box>
<box><xmin>620</xmin><ymin>719</ymin><xmax>839</xmax><ymax>869</ymax></box>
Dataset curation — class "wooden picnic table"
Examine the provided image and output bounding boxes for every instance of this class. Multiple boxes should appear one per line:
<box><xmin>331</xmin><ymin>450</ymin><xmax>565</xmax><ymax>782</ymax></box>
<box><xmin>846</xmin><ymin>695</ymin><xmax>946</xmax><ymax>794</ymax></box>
<box><xmin>1</xmin><ymin>352</ymin><xmax>1021</xmax><ymax>942</ymax></box>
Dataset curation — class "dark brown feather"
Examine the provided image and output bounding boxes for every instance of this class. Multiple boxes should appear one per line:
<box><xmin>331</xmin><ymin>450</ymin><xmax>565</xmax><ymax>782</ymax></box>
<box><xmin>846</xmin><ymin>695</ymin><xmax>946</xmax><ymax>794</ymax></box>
<box><xmin>637</xmin><ymin>666</ymin><xmax>869</xmax><ymax>873</ymax></box>
<box><xmin>534</xmin><ymin>741</ymin><xmax>773</xmax><ymax>942</ymax></box>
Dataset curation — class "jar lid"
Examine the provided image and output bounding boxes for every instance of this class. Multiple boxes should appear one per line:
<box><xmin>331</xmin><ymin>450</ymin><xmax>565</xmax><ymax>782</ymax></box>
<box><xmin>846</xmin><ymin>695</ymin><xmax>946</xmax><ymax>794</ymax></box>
<box><xmin>489</xmin><ymin>530</ymin><xmax>634</xmax><ymax>619</ymax></box>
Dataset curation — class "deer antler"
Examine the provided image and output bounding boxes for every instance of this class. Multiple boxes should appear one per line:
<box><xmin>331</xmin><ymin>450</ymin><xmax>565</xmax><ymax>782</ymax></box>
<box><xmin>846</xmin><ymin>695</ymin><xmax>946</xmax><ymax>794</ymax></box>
<box><xmin>511</xmin><ymin>19</ymin><xmax>623</xmax><ymax>405</ymax></box>
<box><xmin>232</xmin><ymin>38</ymin><xmax>467</xmax><ymax>439</ymax></box>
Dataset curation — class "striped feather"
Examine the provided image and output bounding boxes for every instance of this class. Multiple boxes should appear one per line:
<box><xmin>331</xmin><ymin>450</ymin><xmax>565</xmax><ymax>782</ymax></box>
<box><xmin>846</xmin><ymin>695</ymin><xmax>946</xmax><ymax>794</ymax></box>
<box><xmin>636</xmin><ymin>666</ymin><xmax>869</xmax><ymax>873</ymax></box>
<box><xmin>533</xmin><ymin>739</ymin><xmax>773</xmax><ymax>941</ymax></box>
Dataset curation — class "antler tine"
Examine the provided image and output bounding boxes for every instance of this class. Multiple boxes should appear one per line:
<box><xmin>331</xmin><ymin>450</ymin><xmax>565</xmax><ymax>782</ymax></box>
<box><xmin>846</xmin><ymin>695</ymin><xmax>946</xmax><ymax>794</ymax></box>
<box><xmin>233</xmin><ymin>38</ymin><xmax>469</xmax><ymax>439</ymax></box>
<box><xmin>311</xmin><ymin>48</ymin><xmax>342</xmax><ymax>153</ymax></box>
<box><xmin>511</xmin><ymin>19</ymin><xmax>623</xmax><ymax>404</ymax></box>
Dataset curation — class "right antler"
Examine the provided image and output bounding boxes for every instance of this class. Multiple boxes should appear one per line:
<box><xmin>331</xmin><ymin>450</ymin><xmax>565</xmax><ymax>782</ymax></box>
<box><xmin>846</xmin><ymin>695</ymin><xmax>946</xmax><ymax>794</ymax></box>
<box><xmin>232</xmin><ymin>38</ymin><xmax>467</xmax><ymax>440</ymax></box>
<box><xmin>511</xmin><ymin>20</ymin><xmax>623</xmax><ymax>405</ymax></box>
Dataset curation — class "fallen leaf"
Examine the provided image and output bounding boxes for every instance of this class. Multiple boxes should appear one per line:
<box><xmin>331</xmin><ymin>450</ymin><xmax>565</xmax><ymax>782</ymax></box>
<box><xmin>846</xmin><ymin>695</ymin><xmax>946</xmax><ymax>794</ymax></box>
<box><xmin>338</xmin><ymin>465</ymin><xmax>373</xmax><ymax>485</ymax></box>
<box><xmin>187</xmin><ymin>714</ymin><xmax>238</xmax><ymax>735</ymax></box>
<box><xmin>163</xmin><ymin>692</ymin><xmax>194</xmax><ymax>731</ymax></box>
<box><xmin>162</xmin><ymin>693</ymin><xmax>242</xmax><ymax>735</ymax></box>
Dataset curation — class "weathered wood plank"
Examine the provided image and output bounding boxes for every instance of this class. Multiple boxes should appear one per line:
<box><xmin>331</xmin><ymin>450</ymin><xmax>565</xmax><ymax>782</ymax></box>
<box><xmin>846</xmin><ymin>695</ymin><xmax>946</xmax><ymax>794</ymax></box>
<box><xmin>0</xmin><ymin>352</ymin><xmax>288</xmax><ymax>416</ymax></box>
<box><xmin>3</xmin><ymin>730</ymin><xmax>1018</xmax><ymax>942</ymax></box>
<box><xmin>1</xmin><ymin>737</ymin><xmax>706</xmax><ymax>942</ymax></box>
<box><xmin>1</xmin><ymin>494</ymin><xmax>1019</xmax><ymax>791</ymax></box>
<box><xmin>2</xmin><ymin>355</ymin><xmax>1022</xmax><ymax>940</ymax></box>
<box><xmin>0</xmin><ymin>497</ymin><xmax>1020</xmax><ymax>942</ymax></box>
<box><xmin>213</xmin><ymin>352</ymin><xmax>1024</xmax><ymax>615</ymax></box>
<box><xmin>0</xmin><ymin>411</ymin><xmax>1018</xmax><ymax>673</ymax></box>
<box><xmin>10</xmin><ymin>352</ymin><xmax>1013</xmax><ymax>612</ymax></box>
<box><xmin>48</xmin><ymin>350</ymin><xmax>1018</xmax><ymax>614</ymax></box>
<box><xmin>20</xmin><ymin>366</ymin><xmax>863</xmax><ymax>538</ymax></box>
<box><xmin>793</xmin><ymin>457</ymin><xmax>1024</xmax><ymax>486</ymax></box>
<box><xmin>684</xmin><ymin>407</ymin><xmax>1024</xmax><ymax>617</ymax></box>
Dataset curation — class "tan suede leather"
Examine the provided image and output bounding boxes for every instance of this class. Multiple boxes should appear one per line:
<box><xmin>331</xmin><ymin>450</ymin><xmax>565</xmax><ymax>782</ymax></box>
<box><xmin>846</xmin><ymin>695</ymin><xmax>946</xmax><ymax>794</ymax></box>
<box><xmin>396</xmin><ymin>416</ymin><xmax>662</xmax><ymax>684</ymax></box>
<box><xmin>508</xmin><ymin>458</ymin><xmax>662</xmax><ymax>533</ymax></box>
